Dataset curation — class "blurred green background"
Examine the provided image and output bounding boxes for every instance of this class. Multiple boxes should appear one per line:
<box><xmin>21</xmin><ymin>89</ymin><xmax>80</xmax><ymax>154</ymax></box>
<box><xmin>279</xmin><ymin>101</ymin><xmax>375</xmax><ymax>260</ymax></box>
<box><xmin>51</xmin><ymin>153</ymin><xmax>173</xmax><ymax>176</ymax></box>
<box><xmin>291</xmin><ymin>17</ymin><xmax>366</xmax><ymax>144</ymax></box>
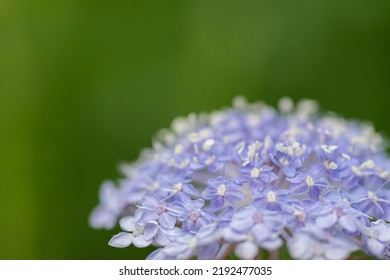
<box><xmin>1</xmin><ymin>0</ymin><xmax>389</xmax><ymax>259</ymax></box>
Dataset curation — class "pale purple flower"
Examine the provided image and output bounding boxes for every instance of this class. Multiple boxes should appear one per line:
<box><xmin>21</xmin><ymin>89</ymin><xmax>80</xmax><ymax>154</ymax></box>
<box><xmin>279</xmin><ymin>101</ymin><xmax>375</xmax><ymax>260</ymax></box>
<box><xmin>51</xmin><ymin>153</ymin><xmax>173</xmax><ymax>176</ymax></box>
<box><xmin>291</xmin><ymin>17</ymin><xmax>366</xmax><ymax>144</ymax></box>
<box><xmin>91</xmin><ymin>97</ymin><xmax>390</xmax><ymax>259</ymax></box>
<box><xmin>269</xmin><ymin>143</ymin><xmax>303</xmax><ymax>177</ymax></box>
<box><xmin>287</xmin><ymin>165</ymin><xmax>328</xmax><ymax>200</ymax></box>
<box><xmin>287</xmin><ymin>227</ymin><xmax>358</xmax><ymax>259</ymax></box>
<box><xmin>359</xmin><ymin>220</ymin><xmax>390</xmax><ymax>257</ymax></box>
<box><xmin>160</xmin><ymin>174</ymin><xmax>199</xmax><ymax>201</ymax></box>
<box><xmin>137</xmin><ymin>196</ymin><xmax>177</xmax><ymax>229</ymax></box>
<box><xmin>202</xmin><ymin>176</ymin><xmax>244</xmax><ymax>211</ymax></box>
<box><xmin>170</xmin><ymin>198</ymin><xmax>215</xmax><ymax>231</ymax></box>
<box><xmin>109</xmin><ymin>214</ymin><xmax>178</xmax><ymax>248</ymax></box>
<box><xmin>109</xmin><ymin>217</ymin><xmax>158</xmax><ymax>248</ymax></box>
<box><xmin>237</xmin><ymin>162</ymin><xmax>278</xmax><ymax>196</ymax></box>
<box><xmin>316</xmin><ymin>190</ymin><xmax>366</xmax><ymax>234</ymax></box>
<box><xmin>252</xmin><ymin>186</ymin><xmax>289</xmax><ymax>211</ymax></box>
<box><xmin>148</xmin><ymin>230</ymin><xmax>219</xmax><ymax>260</ymax></box>
<box><xmin>222</xmin><ymin>207</ymin><xmax>284</xmax><ymax>259</ymax></box>
<box><xmin>89</xmin><ymin>181</ymin><xmax>126</xmax><ymax>230</ymax></box>
<box><xmin>283</xmin><ymin>199</ymin><xmax>322</xmax><ymax>228</ymax></box>
<box><xmin>350</xmin><ymin>175</ymin><xmax>390</xmax><ymax>220</ymax></box>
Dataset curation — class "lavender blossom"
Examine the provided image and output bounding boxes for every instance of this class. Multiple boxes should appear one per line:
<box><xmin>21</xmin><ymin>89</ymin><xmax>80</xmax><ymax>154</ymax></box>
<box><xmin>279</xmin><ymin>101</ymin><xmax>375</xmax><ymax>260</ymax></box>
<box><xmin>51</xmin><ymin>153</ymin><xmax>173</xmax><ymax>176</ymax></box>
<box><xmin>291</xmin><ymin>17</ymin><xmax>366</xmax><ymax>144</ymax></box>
<box><xmin>358</xmin><ymin>219</ymin><xmax>390</xmax><ymax>257</ymax></box>
<box><xmin>202</xmin><ymin>176</ymin><xmax>244</xmax><ymax>211</ymax></box>
<box><xmin>90</xmin><ymin>97</ymin><xmax>390</xmax><ymax>259</ymax></box>
<box><xmin>287</xmin><ymin>227</ymin><xmax>359</xmax><ymax>259</ymax></box>
<box><xmin>89</xmin><ymin>181</ymin><xmax>126</xmax><ymax>230</ymax></box>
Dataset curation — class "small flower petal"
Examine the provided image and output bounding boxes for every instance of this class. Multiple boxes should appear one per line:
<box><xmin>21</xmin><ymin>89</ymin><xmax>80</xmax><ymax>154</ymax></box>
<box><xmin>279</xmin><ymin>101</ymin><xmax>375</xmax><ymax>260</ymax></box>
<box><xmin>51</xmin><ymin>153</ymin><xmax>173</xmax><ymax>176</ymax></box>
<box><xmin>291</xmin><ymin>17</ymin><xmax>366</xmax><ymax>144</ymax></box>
<box><xmin>234</xmin><ymin>241</ymin><xmax>259</xmax><ymax>260</ymax></box>
<box><xmin>144</xmin><ymin>222</ymin><xmax>159</xmax><ymax>240</ymax></box>
<box><xmin>133</xmin><ymin>235</ymin><xmax>153</xmax><ymax>248</ymax></box>
<box><xmin>108</xmin><ymin>232</ymin><xmax>134</xmax><ymax>248</ymax></box>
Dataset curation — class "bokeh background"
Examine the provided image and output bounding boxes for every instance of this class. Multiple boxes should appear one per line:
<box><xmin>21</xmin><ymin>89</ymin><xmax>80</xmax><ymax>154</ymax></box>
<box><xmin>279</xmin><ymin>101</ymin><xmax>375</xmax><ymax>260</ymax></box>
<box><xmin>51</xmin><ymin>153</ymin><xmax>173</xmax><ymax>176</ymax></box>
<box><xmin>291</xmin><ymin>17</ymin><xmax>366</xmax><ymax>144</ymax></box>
<box><xmin>1</xmin><ymin>0</ymin><xmax>389</xmax><ymax>259</ymax></box>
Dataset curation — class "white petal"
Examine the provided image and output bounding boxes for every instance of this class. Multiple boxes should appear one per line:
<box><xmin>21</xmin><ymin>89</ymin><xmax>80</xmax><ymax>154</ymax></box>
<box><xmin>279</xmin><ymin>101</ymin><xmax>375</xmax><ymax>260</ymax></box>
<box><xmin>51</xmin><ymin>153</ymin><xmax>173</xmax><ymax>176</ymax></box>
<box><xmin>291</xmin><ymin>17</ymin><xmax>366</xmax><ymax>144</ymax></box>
<box><xmin>222</xmin><ymin>228</ymin><xmax>247</xmax><ymax>242</ymax></box>
<box><xmin>89</xmin><ymin>206</ymin><xmax>116</xmax><ymax>230</ymax></box>
<box><xmin>234</xmin><ymin>241</ymin><xmax>258</xmax><ymax>260</ymax></box>
<box><xmin>367</xmin><ymin>239</ymin><xmax>386</xmax><ymax>256</ymax></box>
<box><xmin>288</xmin><ymin>234</ymin><xmax>315</xmax><ymax>259</ymax></box>
<box><xmin>119</xmin><ymin>216</ymin><xmax>136</xmax><ymax>232</ymax></box>
<box><xmin>378</xmin><ymin>229</ymin><xmax>390</xmax><ymax>243</ymax></box>
<box><xmin>99</xmin><ymin>181</ymin><xmax>117</xmax><ymax>205</ymax></box>
<box><xmin>133</xmin><ymin>235</ymin><xmax>153</xmax><ymax>248</ymax></box>
<box><xmin>338</xmin><ymin>216</ymin><xmax>357</xmax><ymax>232</ymax></box>
<box><xmin>324</xmin><ymin>247</ymin><xmax>350</xmax><ymax>259</ymax></box>
<box><xmin>108</xmin><ymin>232</ymin><xmax>133</xmax><ymax>248</ymax></box>
<box><xmin>261</xmin><ymin>237</ymin><xmax>283</xmax><ymax>251</ymax></box>
<box><xmin>146</xmin><ymin>249</ymin><xmax>168</xmax><ymax>260</ymax></box>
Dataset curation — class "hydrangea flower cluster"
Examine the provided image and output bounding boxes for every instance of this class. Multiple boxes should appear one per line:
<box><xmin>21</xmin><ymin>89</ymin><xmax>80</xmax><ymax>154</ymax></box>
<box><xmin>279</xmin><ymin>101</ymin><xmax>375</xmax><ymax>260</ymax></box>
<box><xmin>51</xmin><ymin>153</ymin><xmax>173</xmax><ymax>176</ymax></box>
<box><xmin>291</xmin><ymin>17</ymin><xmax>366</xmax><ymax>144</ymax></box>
<box><xmin>90</xmin><ymin>97</ymin><xmax>390</xmax><ymax>259</ymax></box>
